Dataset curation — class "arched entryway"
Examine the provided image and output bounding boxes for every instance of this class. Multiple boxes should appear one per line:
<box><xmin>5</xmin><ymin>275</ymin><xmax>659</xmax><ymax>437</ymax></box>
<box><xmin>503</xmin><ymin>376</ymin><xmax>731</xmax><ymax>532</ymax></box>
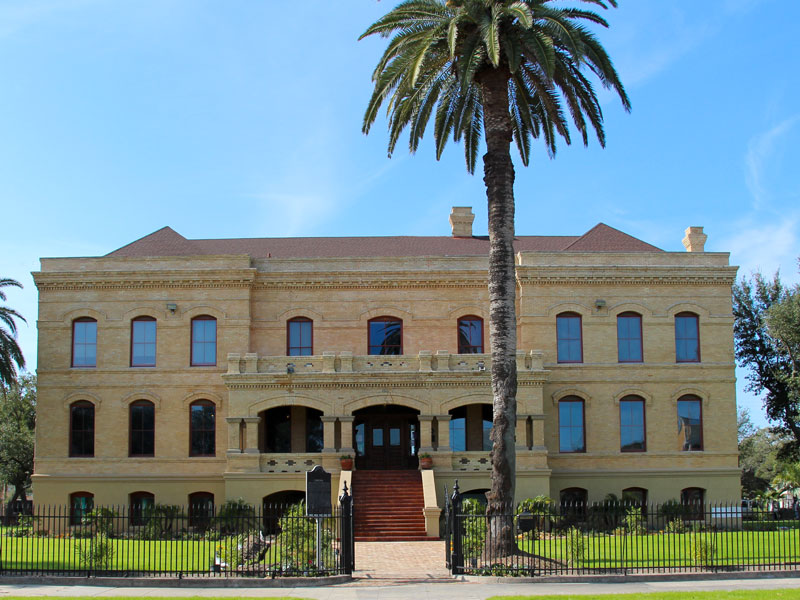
<box><xmin>353</xmin><ymin>404</ymin><xmax>419</xmax><ymax>470</ymax></box>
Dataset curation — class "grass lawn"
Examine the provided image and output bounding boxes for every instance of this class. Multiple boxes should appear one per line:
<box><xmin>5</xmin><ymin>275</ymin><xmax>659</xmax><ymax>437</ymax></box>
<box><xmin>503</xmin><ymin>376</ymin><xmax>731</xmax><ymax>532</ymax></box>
<box><xmin>515</xmin><ymin>530</ymin><xmax>800</xmax><ymax>568</ymax></box>
<box><xmin>488</xmin><ymin>590</ymin><xmax>800</xmax><ymax>600</ymax></box>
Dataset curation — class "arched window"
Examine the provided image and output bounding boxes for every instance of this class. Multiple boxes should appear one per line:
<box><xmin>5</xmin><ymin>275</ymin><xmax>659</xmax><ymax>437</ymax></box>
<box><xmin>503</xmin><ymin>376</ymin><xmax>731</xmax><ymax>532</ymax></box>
<box><xmin>677</xmin><ymin>394</ymin><xmax>702</xmax><ymax>451</ymax></box>
<box><xmin>131</xmin><ymin>316</ymin><xmax>157</xmax><ymax>367</ymax></box>
<box><xmin>262</xmin><ymin>406</ymin><xmax>323</xmax><ymax>453</ymax></box>
<box><xmin>129</xmin><ymin>400</ymin><xmax>155</xmax><ymax>457</ymax></box>
<box><xmin>457</xmin><ymin>316</ymin><xmax>484</xmax><ymax>354</ymax></box>
<box><xmin>191</xmin><ymin>316</ymin><xmax>217</xmax><ymax>366</ymax></box>
<box><xmin>189</xmin><ymin>400</ymin><xmax>215</xmax><ymax>457</ymax></box>
<box><xmin>129</xmin><ymin>491</ymin><xmax>155</xmax><ymax>526</ymax></box>
<box><xmin>556</xmin><ymin>312</ymin><xmax>582</xmax><ymax>363</ymax></box>
<box><xmin>72</xmin><ymin>317</ymin><xmax>97</xmax><ymax>368</ymax></box>
<box><xmin>681</xmin><ymin>487</ymin><xmax>705</xmax><ymax>520</ymax></box>
<box><xmin>287</xmin><ymin>317</ymin><xmax>313</xmax><ymax>356</ymax></box>
<box><xmin>617</xmin><ymin>312</ymin><xmax>643</xmax><ymax>362</ymax></box>
<box><xmin>70</xmin><ymin>401</ymin><xmax>95</xmax><ymax>457</ymax></box>
<box><xmin>368</xmin><ymin>317</ymin><xmax>402</xmax><ymax>355</ymax></box>
<box><xmin>619</xmin><ymin>395</ymin><xmax>646</xmax><ymax>452</ymax></box>
<box><xmin>188</xmin><ymin>491</ymin><xmax>214</xmax><ymax>528</ymax></box>
<box><xmin>69</xmin><ymin>491</ymin><xmax>93</xmax><ymax>526</ymax></box>
<box><xmin>622</xmin><ymin>487</ymin><xmax>648</xmax><ymax>507</ymax></box>
<box><xmin>558</xmin><ymin>396</ymin><xmax>585</xmax><ymax>453</ymax></box>
<box><xmin>675</xmin><ymin>312</ymin><xmax>700</xmax><ymax>362</ymax></box>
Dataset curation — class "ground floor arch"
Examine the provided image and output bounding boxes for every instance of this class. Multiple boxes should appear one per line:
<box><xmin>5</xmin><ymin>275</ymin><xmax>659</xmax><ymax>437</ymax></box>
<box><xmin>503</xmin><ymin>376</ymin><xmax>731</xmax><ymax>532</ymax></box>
<box><xmin>353</xmin><ymin>404</ymin><xmax>419</xmax><ymax>470</ymax></box>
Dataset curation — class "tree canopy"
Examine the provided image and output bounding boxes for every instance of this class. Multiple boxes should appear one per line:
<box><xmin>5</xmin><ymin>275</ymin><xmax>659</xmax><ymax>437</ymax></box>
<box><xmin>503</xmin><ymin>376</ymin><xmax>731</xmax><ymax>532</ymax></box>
<box><xmin>0</xmin><ymin>277</ymin><xmax>26</xmax><ymax>387</ymax></box>
<box><xmin>0</xmin><ymin>374</ymin><xmax>35</xmax><ymax>509</ymax></box>
<box><xmin>733</xmin><ymin>262</ymin><xmax>800</xmax><ymax>458</ymax></box>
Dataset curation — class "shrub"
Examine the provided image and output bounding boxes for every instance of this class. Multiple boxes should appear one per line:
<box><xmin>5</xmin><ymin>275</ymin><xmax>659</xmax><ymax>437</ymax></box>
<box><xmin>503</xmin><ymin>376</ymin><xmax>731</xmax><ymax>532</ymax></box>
<box><xmin>461</xmin><ymin>498</ymin><xmax>486</xmax><ymax>558</ymax></box>
<box><xmin>75</xmin><ymin>534</ymin><xmax>115</xmax><ymax>569</ymax></box>
<box><xmin>142</xmin><ymin>504</ymin><xmax>184</xmax><ymax>539</ymax></box>
<box><xmin>665</xmin><ymin>518</ymin><xmax>686</xmax><ymax>534</ymax></box>
<box><xmin>690</xmin><ymin>532</ymin><xmax>716</xmax><ymax>567</ymax></box>
<box><xmin>83</xmin><ymin>507</ymin><xmax>117</xmax><ymax>537</ymax></box>
<box><xmin>624</xmin><ymin>507</ymin><xmax>646</xmax><ymax>534</ymax></box>
<box><xmin>215</xmin><ymin>498</ymin><xmax>258</xmax><ymax>535</ymax></box>
<box><xmin>277</xmin><ymin>502</ymin><xmax>334</xmax><ymax>570</ymax></box>
<box><xmin>587</xmin><ymin>494</ymin><xmax>627</xmax><ymax>532</ymax></box>
<box><xmin>565</xmin><ymin>526</ymin><xmax>585</xmax><ymax>566</ymax></box>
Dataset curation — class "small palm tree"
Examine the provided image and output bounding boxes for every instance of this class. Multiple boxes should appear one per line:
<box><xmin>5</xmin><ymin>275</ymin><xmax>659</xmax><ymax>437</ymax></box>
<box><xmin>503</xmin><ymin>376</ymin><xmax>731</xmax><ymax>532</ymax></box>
<box><xmin>0</xmin><ymin>278</ymin><xmax>26</xmax><ymax>389</ymax></box>
<box><xmin>361</xmin><ymin>0</ymin><xmax>629</xmax><ymax>554</ymax></box>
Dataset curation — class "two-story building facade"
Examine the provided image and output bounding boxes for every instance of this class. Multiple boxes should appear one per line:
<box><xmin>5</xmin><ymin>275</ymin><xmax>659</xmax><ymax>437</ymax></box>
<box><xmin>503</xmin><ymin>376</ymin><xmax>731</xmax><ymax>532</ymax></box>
<box><xmin>32</xmin><ymin>208</ymin><xmax>740</xmax><ymax>534</ymax></box>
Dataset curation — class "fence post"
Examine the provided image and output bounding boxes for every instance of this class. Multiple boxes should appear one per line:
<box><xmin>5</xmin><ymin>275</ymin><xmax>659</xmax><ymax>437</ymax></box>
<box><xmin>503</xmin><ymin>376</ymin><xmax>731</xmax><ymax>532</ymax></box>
<box><xmin>339</xmin><ymin>482</ymin><xmax>353</xmax><ymax>575</ymax></box>
<box><xmin>443</xmin><ymin>484</ymin><xmax>451</xmax><ymax>569</ymax></box>
<box><xmin>451</xmin><ymin>480</ymin><xmax>463</xmax><ymax>575</ymax></box>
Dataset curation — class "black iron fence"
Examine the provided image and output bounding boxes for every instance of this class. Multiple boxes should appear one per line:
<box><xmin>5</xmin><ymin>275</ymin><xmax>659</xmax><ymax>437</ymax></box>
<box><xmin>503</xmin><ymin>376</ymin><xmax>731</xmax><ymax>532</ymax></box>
<box><xmin>445</xmin><ymin>484</ymin><xmax>800</xmax><ymax>577</ymax></box>
<box><xmin>0</xmin><ymin>490</ymin><xmax>353</xmax><ymax>578</ymax></box>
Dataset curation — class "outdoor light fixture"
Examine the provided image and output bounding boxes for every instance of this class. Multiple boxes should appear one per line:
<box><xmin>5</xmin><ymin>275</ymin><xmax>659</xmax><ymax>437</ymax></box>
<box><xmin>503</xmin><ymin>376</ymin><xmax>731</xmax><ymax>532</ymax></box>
<box><xmin>286</xmin><ymin>364</ymin><xmax>295</xmax><ymax>374</ymax></box>
<box><xmin>166</xmin><ymin>303</ymin><xmax>177</xmax><ymax>313</ymax></box>
<box><xmin>595</xmin><ymin>299</ymin><xmax>607</xmax><ymax>310</ymax></box>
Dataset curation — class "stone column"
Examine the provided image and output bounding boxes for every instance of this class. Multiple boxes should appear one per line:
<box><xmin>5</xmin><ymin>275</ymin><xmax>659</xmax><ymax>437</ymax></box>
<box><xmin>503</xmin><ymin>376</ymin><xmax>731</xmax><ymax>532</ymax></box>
<box><xmin>515</xmin><ymin>415</ymin><xmax>529</xmax><ymax>451</ymax></box>
<box><xmin>243</xmin><ymin>416</ymin><xmax>261</xmax><ymax>454</ymax></box>
<box><xmin>436</xmin><ymin>415</ymin><xmax>452</xmax><ymax>451</ymax></box>
<box><xmin>531</xmin><ymin>415</ymin><xmax>546</xmax><ymax>450</ymax></box>
<box><xmin>339</xmin><ymin>416</ymin><xmax>355</xmax><ymax>454</ymax></box>
<box><xmin>225</xmin><ymin>417</ymin><xmax>242</xmax><ymax>453</ymax></box>
<box><xmin>418</xmin><ymin>415</ymin><xmax>435</xmax><ymax>453</ymax></box>
<box><xmin>321</xmin><ymin>416</ymin><xmax>337</xmax><ymax>454</ymax></box>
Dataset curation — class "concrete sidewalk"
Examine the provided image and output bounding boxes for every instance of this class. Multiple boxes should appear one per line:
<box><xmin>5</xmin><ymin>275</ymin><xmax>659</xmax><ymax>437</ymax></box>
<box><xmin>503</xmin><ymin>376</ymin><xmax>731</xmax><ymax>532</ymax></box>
<box><xmin>3</xmin><ymin>577</ymin><xmax>800</xmax><ymax>599</ymax></box>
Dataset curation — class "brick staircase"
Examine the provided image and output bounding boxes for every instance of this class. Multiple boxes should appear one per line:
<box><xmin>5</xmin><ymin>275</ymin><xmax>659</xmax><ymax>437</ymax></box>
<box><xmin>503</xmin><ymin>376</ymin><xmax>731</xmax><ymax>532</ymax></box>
<box><xmin>352</xmin><ymin>470</ymin><xmax>430</xmax><ymax>541</ymax></box>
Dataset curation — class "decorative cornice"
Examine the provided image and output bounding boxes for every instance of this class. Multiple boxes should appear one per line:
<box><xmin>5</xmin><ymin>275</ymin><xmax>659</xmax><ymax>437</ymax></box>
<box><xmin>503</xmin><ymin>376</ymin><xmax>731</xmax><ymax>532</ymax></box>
<box><xmin>34</xmin><ymin>270</ymin><xmax>256</xmax><ymax>292</ymax></box>
<box><xmin>516</xmin><ymin>266</ymin><xmax>738</xmax><ymax>287</ymax></box>
<box><xmin>224</xmin><ymin>375</ymin><xmax>545</xmax><ymax>391</ymax></box>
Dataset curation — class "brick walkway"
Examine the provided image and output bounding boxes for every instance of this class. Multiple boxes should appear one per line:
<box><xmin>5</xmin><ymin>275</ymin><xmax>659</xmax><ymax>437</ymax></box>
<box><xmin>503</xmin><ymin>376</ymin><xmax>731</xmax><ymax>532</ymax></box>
<box><xmin>350</xmin><ymin>540</ymin><xmax>454</xmax><ymax>583</ymax></box>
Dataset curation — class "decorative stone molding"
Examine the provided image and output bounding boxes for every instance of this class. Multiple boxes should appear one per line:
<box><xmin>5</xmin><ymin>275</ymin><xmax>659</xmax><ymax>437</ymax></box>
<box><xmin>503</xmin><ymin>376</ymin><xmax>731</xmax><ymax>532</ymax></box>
<box><xmin>120</xmin><ymin>391</ymin><xmax>162</xmax><ymax>409</ymax></box>
<box><xmin>62</xmin><ymin>391</ymin><xmax>103</xmax><ymax>412</ymax></box>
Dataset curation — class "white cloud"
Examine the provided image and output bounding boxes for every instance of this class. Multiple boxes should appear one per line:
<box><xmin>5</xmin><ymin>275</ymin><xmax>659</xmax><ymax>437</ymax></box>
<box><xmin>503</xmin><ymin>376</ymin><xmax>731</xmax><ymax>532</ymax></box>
<box><xmin>745</xmin><ymin>116</ymin><xmax>800</xmax><ymax>210</ymax></box>
<box><xmin>721</xmin><ymin>217</ymin><xmax>800</xmax><ymax>285</ymax></box>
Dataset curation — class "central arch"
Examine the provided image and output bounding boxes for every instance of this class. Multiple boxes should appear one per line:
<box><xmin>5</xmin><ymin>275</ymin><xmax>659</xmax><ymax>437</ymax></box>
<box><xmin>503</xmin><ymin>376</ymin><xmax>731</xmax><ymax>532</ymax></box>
<box><xmin>353</xmin><ymin>404</ymin><xmax>420</xmax><ymax>470</ymax></box>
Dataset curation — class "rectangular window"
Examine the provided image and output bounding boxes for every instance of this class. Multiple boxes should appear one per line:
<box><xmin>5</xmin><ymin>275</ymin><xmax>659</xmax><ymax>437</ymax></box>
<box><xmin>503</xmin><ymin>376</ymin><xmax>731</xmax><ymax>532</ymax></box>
<box><xmin>559</xmin><ymin>399</ymin><xmax>585</xmax><ymax>453</ymax></box>
<box><xmin>191</xmin><ymin>317</ymin><xmax>217</xmax><ymax>366</ymax></box>
<box><xmin>70</xmin><ymin>402</ymin><xmax>95</xmax><ymax>457</ymax></box>
<box><xmin>457</xmin><ymin>317</ymin><xmax>484</xmax><ymax>353</ymax></box>
<box><xmin>368</xmin><ymin>318</ymin><xmax>402</xmax><ymax>355</ymax></box>
<box><xmin>131</xmin><ymin>319</ymin><xmax>157</xmax><ymax>366</ymax></box>
<box><xmin>677</xmin><ymin>397</ymin><xmax>703</xmax><ymax>451</ymax></box>
<box><xmin>72</xmin><ymin>319</ymin><xmax>97</xmax><ymax>367</ymax></box>
<box><xmin>130</xmin><ymin>402</ymin><xmax>155</xmax><ymax>457</ymax></box>
<box><xmin>617</xmin><ymin>314</ymin><xmax>643</xmax><ymax>362</ymax></box>
<box><xmin>675</xmin><ymin>314</ymin><xmax>700</xmax><ymax>362</ymax></box>
<box><xmin>556</xmin><ymin>314</ymin><xmax>582</xmax><ymax>363</ymax></box>
<box><xmin>619</xmin><ymin>398</ymin><xmax>646</xmax><ymax>452</ymax></box>
<box><xmin>190</xmin><ymin>402</ymin><xmax>215</xmax><ymax>456</ymax></box>
<box><xmin>287</xmin><ymin>318</ymin><xmax>313</xmax><ymax>356</ymax></box>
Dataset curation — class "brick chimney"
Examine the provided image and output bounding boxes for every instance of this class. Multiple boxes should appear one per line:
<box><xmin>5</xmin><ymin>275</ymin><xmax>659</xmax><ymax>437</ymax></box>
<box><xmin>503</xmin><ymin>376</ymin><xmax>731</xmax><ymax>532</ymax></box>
<box><xmin>682</xmin><ymin>226</ymin><xmax>707</xmax><ymax>252</ymax></box>
<box><xmin>449</xmin><ymin>207</ymin><xmax>474</xmax><ymax>237</ymax></box>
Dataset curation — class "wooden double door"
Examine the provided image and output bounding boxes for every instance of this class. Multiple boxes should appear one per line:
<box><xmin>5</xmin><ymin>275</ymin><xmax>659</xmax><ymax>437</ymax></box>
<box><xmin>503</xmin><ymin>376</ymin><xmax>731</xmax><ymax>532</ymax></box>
<box><xmin>354</xmin><ymin>408</ymin><xmax>419</xmax><ymax>470</ymax></box>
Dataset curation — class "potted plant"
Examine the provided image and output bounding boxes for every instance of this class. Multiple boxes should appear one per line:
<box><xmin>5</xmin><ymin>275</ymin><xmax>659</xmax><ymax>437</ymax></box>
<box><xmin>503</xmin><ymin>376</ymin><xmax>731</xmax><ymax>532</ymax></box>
<box><xmin>340</xmin><ymin>455</ymin><xmax>353</xmax><ymax>470</ymax></box>
<box><xmin>419</xmin><ymin>452</ymin><xmax>433</xmax><ymax>469</ymax></box>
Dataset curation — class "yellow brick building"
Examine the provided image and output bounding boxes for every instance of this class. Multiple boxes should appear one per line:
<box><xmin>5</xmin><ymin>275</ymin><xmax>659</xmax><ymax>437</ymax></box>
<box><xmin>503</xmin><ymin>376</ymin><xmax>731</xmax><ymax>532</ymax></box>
<box><xmin>32</xmin><ymin>208</ymin><xmax>740</xmax><ymax>536</ymax></box>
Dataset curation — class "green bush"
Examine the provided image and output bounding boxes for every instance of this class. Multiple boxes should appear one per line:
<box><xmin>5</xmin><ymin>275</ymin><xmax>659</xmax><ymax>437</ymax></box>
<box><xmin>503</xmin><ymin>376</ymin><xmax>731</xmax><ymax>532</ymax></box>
<box><xmin>215</xmin><ymin>498</ymin><xmax>258</xmax><ymax>535</ymax></box>
<box><xmin>690</xmin><ymin>531</ymin><xmax>717</xmax><ymax>567</ymax></box>
<box><xmin>624</xmin><ymin>507</ymin><xmax>646</xmax><ymax>534</ymax></box>
<box><xmin>83</xmin><ymin>507</ymin><xmax>117</xmax><ymax>537</ymax></box>
<box><xmin>142</xmin><ymin>504</ymin><xmax>184</xmax><ymax>539</ymax></box>
<box><xmin>587</xmin><ymin>494</ymin><xmax>627</xmax><ymax>532</ymax></box>
<box><xmin>75</xmin><ymin>534</ymin><xmax>115</xmax><ymax>569</ymax></box>
<box><xmin>277</xmin><ymin>502</ymin><xmax>333</xmax><ymax>570</ymax></box>
<box><xmin>565</xmin><ymin>526</ymin><xmax>585</xmax><ymax>566</ymax></box>
<box><xmin>665</xmin><ymin>518</ymin><xmax>686</xmax><ymax>534</ymax></box>
<box><xmin>461</xmin><ymin>498</ymin><xmax>486</xmax><ymax>558</ymax></box>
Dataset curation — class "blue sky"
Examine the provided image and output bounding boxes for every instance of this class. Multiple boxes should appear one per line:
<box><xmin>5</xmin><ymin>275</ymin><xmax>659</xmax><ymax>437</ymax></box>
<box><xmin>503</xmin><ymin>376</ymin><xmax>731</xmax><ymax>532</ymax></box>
<box><xmin>1</xmin><ymin>1</ymin><xmax>798</xmax><ymax>427</ymax></box>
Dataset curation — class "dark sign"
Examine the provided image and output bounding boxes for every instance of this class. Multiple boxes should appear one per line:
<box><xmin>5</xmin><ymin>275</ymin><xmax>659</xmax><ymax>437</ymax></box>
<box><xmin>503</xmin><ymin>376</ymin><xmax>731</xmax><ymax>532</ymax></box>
<box><xmin>306</xmin><ymin>465</ymin><xmax>332</xmax><ymax>515</ymax></box>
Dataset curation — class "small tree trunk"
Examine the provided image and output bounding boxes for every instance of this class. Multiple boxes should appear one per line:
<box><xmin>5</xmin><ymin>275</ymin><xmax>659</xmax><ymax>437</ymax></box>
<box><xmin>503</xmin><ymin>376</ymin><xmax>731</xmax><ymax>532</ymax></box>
<box><xmin>479</xmin><ymin>66</ymin><xmax>518</xmax><ymax>557</ymax></box>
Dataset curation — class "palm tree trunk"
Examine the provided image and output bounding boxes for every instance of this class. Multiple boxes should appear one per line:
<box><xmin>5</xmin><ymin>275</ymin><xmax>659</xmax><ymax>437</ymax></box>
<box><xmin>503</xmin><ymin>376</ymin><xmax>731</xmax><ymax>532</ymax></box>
<box><xmin>479</xmin><ymin>66</ymin><xmax>518</xmax><ymax>556</ymax></box>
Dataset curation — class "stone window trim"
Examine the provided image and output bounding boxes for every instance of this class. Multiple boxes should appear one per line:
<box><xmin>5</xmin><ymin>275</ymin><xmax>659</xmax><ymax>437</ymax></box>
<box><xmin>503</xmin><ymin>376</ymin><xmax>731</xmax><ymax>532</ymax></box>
<box><xmin>190</xmin><ymin>315</ymin><xmax>217</xmax><ymax>367</ymax></box>
<box><xmin>130</xmin><ymin>316</ymin><xmax>157</xmax><ymax>367</ymax></box>
<box><xmin>616</xmin><ymin>311</ymin><xmax>643</xmax><ymax>363</ymax></box>
<box><xmin>71</xmin><ymin>317</ymin><xmax>97</xmax><ymax>368</ymax></box>
<box><xmin>69</xmin><ymin>400</ymin><xmax>95</xmax><ymax>458</ymax></box>
<box><xmin>287</xmin><ymin>316</ymin><xmax>313</xmax><ymax>356</ymax></box>
<box><xmin>189</xmin><ymin>400</ymin><xmax>216</xmax><ymax>458</ymax></box>
<box><xmin>367</xmin><ymin>316</ymin><xmax>403</xmax><ymax>355</ymax></box>
<box><xmin>129</xmin><ymin>400</ymin><xmax>155</xmax><ymax>458</ymax></box>
<box><xmin>556</xmin><ymin>312</ymin><xmax>583</xmax><ymax>363</ymax></box>
<box><xmin>457</xmin><ymin>315</ymin><xmax>484</xmax><ymax>354</ymax></box>
<box><xmin>618</xmin><ymin>396</ymin><xmax>647</xmax><ymax>453</ymax></box>
<box><xmin>613</xmin><ymin>389</ymin><xmax>653</xmax><ymax>407</ymax></box>
<box><xmin>558</xmin><ymin>396</ymin><xmax>586</xmax><ymax>454</ymax></box>
<box><xmin>69</xmin><ymin>491</ymin><xmax>94</xmax><ymax>526</ymax></box>
<box><xmin>551</xmin><ymin>387</ymin><xmax>591</xmax><ymax>406</ymax></box>
<box><xmin>676</xmin><ymin>394</ymin><xmax>704</xmax><ymax>452</ymax></box>
<box><xmin>675</xmin><ymin>311</ymin><xmax>701</xmax><ymax>363</ymax></box>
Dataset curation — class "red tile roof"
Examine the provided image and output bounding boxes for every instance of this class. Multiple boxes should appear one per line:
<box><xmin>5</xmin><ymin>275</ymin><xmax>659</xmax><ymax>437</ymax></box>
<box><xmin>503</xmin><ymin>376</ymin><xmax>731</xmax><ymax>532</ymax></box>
<box><xmin>106</xmin><ymin>223</ymin><xmax>662</xmax><ymax>259</ymax></box>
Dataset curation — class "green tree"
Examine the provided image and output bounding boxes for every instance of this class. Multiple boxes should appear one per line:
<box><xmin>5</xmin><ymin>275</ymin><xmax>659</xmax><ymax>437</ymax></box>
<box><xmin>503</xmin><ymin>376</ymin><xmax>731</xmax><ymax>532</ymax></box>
<box><xmin>738</xmin><ymin>409</ymin><xmax>784</xmax><ymax>497</ymax></box>
<box><xmin>361</xmin><ymin>0</ymin><xmax>628</xmax><ymax>553</ymax></box>
<box><xmin>0</xmin><ymin>277</ymin><xmax>26</xmax><ymax>388</ymax></box>
<box><xmin>0</xmin><ymin>374</ymin><xmax>35</xmax><ymax>513</ymax></box>
<box><xmin>733</xmin><ymin>267</ymin><xmax>800</xmax><ymax>458</ymax></box>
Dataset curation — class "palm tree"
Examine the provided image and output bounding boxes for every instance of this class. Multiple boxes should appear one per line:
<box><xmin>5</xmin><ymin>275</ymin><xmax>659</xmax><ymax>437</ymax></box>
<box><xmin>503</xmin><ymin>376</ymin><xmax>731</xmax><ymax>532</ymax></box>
<box><xmin>361</xmin><ymin>0</ymin><xmax>629</xmax><ymax>553</ymax></box>
<box><xmin>0</xmin><ymin>278</ymin><xmax>26</xmax><ymax>389</ymax></box>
